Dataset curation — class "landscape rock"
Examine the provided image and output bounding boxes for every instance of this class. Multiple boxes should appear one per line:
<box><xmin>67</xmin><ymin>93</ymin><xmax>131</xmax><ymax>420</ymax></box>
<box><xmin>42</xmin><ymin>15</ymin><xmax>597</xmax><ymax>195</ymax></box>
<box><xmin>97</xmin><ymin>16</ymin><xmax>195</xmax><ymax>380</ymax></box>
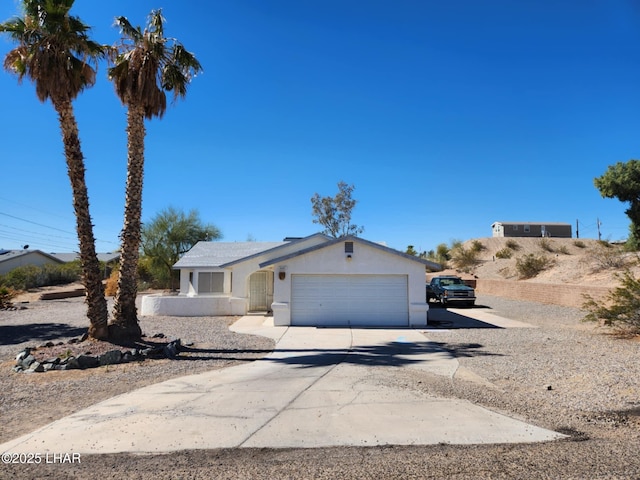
<box><xmin>20</xmin><ymin>354</ymin><xmax>36</xmax><ymax>369</ymax></box>
<box><xmin>98</xmin><ymin>350</ymin><xmax>122</xmax><ymax>366</ymax></box>
<box><xmin>77</xmin><ymin>355</ymin><xmax>99</xmax><ymax>369</ymax></box>
<box><xmin>10</xmin><ymin>337</ymin><xmax>183</xmax><ymax>373</ymax></box>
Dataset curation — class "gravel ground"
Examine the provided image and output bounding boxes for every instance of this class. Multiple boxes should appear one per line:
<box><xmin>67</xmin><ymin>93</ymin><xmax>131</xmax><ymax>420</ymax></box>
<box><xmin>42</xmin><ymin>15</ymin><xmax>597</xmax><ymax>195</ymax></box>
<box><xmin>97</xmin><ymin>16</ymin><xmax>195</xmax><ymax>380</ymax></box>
<box><xmin>1</xmin><ymin>294</ymin><xmax>639</xmax><ymax>479</ymax></box>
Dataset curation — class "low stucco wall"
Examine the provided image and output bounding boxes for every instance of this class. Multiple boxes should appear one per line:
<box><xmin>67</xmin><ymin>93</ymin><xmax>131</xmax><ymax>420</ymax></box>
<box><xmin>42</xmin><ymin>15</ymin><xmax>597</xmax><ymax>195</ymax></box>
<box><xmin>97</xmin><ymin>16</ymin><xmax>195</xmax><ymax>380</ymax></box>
<box><xmin>141</xmin><ymin>294</ymin><xmax>246</xmax><ymax>317</ymax></box>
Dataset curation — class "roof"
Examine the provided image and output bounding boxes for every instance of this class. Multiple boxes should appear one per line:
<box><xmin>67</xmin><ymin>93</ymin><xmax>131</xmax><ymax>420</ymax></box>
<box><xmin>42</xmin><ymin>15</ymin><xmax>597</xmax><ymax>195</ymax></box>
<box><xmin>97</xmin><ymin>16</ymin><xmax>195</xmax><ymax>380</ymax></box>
<box><xmin>0</xmin><ymin>249</ymin><xmax>64</xmax><ymax>265</ymax></box>
<box><xmin>259</xmin><ymin>235</ymin><xmax>442</xmax><ymax>271</ymax></box>
<box><xmin>492</xmin><ymin>221</ymin><xmax>571</xmax><ymax>226</ymax></box>
<box><xmin>173</xmin><ymin>233</ymin><xmax>333</xmax><ymax>269</ymax></box>
<box><xmin>49</xmin><ymin>252</ymin><xmax>121</xmax><ymax>263</ymax></box>
<box><xmin>173</xmin><ymin>241</ymin><xmax>288</xmax><ymax>269</ymax></box>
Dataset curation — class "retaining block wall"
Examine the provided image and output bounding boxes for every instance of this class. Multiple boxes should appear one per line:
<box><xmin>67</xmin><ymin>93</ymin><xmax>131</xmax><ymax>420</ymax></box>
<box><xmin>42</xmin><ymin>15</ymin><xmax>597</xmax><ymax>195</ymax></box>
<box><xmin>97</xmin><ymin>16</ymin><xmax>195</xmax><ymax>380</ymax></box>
<box><xmin>475</xmin><ymin>279</ymin><xmax>612</xmax><ymax>309</ymax></box>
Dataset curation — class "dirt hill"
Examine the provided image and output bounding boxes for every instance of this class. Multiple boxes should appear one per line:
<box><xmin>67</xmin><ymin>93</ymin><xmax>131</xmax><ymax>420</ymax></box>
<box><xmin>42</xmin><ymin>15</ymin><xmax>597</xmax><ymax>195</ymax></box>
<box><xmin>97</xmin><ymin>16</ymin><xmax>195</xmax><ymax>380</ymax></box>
<box><xmin>433</xmin><ymin>237</ymin><xmax>639</xmax><ymax>289</ymax></box>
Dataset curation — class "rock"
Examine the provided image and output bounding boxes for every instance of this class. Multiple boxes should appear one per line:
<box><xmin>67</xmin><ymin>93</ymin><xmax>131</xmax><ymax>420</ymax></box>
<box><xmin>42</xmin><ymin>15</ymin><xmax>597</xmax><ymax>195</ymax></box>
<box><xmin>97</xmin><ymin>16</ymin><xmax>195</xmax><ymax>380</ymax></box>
<box><xmin>64</xmin><ymin>357</ymin><xmax>79</xmax><ymax>369</ymax></box>
<box><xmin>12</xmin><ymin>365</ymin><xmax>23</xmax><ymax>373</ymax></box>
<box><xmin>121</xmin><ymin>353</ymin><xmax>136</xmax><ymax>363</ymax></box>
<box><xmin>21</xmin><ymin>354</ymin><xmax>36</xmax><ymax>369</ymax></box>
<box><xmin>39</xmin><ymin>341</ymin><xmax>54</xmax><ymax>348</ymax></box>
<box><xmin>27</xmin><ymin>361</ymin><xmax>44</xmax><ymax>373</ymax></box>
<box><xmin>163</xmin><ymin>343</ymin><xmax>178</xmax><ymax>359</ymax></box>
<box><xmin>44</xmin><ymin>357</ymin><xmax>61</xmax><ymax>365</ymax></box>
<box><xmin>68</xmin><ymin>338</ymin><xmax>79</xmax><ymax>344</ymax></box>
<box><xmin>98</xmin><ymin>350</ymin><xmax>122</xmax><ymax>366</ymax></box>
<box><xmin>79</xmin><ymin>332</ymin><xmax>88</xmax><ymax>342</ymax></box>
<box><xmin>15</xmin><ymin>349</ymin><xmax>31</xmax><ymax>363</ymax></box>
<box><xmin>545</xmin><ymin>385</ymin><xmax>553</xmax><ymax>391</ymax></box>
<box><xmin>152</xmin><ymin>333</ymin><xmax>166</xmax><ymax>339</ymax></box>
<box><xmin>76</xmin><ymin>355</ymin><xmax>99</xmax><ymax>369</ymax></box>
<box><xmin>42</xmin><ymin>363</ymin><xmax>56</xmax><ymax>372</ymax></box>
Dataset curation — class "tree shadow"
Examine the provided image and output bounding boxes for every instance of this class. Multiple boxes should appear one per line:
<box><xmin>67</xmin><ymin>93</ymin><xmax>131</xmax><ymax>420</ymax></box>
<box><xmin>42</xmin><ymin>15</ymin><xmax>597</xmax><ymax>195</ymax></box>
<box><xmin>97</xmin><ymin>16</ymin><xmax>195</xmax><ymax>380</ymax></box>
<box><xmin>258</xmin><ymin>339</ymin><xmax>502</xmax><ymax>369</ymax></box>
<box><xmin>0</xmin><ymin>323</ymin><xmax>87</xmax><ymax>346</ymax></box>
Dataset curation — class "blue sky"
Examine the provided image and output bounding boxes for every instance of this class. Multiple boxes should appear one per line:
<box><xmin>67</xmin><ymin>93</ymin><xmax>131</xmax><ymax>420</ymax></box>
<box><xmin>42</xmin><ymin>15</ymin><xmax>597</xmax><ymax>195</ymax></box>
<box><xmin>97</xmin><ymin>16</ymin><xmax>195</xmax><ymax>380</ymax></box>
<box><xmin>1</xmin><ymin>0</ymin><xmax>639</xmax><ymax>254</ymax></box>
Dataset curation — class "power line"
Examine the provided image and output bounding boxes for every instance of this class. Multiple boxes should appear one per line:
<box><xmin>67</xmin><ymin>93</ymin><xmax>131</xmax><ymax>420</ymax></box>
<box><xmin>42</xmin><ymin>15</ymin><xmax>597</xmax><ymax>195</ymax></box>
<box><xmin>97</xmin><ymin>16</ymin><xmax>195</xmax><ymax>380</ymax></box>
<box><xmin>0</xmin><ymin>211</ymin><xmax>118</xmax><ymax>245</ymax></box>
<box><xmin>0</xmin><ymin>196</ymin><xmax>71</xmax><ymax>220</ymax></box>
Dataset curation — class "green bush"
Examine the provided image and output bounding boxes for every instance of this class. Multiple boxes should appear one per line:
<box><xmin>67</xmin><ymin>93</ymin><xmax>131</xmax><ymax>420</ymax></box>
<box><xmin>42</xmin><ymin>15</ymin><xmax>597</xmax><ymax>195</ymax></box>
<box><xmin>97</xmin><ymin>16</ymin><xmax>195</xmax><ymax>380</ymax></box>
<box><xmin>470</xmin><ymin>240</ymin><xmax>485</xmax><ymax>253</ymax></box>
<box><xmin>0</xmin><ymin>262</ymin><xmax>81</xmax><ymax>290</ymax></box>
<box><xmin>450</xmin><ymin>245</ymin><xmax>482</xmax><ymax>273</ymax></box>
<box><xmin>583</xmin><ymin>270</ymin><xmax>640</xmax><ymax>335</ymax></box>
<box><xmin>515</xmin><ymin>254</ymin><xmax>554</xmax><ymax>279</ymax></box>
<box><xmin>495</xmin><ymin>248</ymin><xmax>513</xmax><ymax>259</ymax></box>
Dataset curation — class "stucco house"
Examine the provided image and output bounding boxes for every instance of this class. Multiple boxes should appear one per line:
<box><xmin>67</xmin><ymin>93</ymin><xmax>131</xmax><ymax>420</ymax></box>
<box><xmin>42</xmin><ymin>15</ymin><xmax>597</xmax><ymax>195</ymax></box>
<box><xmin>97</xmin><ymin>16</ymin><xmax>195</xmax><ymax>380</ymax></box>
<box><xmin>491</xmin><ymin>222</ymin><xmax>572</xmax><ymax>238</ymax></box>
<box><xmin>0</xmin><ymin>249</ymin><xmax>64</xmax><ymax>275</ymax></box>
<box><xmin>141</xmin><ymin>233</ymin><xmax>440</xmax><ymax>327</ymax></box>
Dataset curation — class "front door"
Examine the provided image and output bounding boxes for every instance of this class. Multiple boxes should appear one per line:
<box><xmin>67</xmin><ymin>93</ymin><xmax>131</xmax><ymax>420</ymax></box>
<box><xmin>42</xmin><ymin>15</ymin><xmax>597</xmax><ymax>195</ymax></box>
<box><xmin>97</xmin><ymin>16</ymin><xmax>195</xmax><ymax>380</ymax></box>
<box><xmin>249</xmin><ymin>271</ymin><xmax>269</xmax><ymax>311</ymax></box>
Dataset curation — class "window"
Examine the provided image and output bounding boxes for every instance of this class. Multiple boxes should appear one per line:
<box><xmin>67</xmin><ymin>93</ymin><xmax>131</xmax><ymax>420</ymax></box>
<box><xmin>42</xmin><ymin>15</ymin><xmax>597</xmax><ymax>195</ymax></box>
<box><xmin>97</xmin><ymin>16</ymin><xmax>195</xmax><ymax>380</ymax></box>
<box><xmin>524</xmin><ymin>225</ymin><xmax>530</xmax><ymax>233</ymax></box>
<box><xmin>345</xmin><ymin>242</ymin><xmax>354</xmax><ymax>253</ymax></box>
<box><xmin>512</xmin><ymin>225</ymin><xmax>518</xmax><ymax>231</ymax></box>
<box><xmin>198</xmin><ymin>272</ymin><xmax>224</xmax><ymax>294</ymax></box>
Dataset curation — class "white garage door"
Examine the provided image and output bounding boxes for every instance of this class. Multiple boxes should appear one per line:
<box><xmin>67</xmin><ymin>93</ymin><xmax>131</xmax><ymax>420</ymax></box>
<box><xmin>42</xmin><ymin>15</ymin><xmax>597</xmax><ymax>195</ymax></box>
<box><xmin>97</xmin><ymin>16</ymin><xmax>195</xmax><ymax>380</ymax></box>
<box><xmin>291</xmin><ymin>274</ymin><xmax>408</xmax><ymax>326</ymax></box>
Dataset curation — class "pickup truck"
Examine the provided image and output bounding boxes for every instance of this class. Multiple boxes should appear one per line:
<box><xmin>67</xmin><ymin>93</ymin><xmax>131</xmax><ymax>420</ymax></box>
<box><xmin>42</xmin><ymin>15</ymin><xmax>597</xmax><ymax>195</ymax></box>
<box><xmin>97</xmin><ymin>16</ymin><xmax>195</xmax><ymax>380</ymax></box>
<box><xmin>426</xmin><ymin>276</ymin><xmax>476</xmax><ymax>306</ymax></box>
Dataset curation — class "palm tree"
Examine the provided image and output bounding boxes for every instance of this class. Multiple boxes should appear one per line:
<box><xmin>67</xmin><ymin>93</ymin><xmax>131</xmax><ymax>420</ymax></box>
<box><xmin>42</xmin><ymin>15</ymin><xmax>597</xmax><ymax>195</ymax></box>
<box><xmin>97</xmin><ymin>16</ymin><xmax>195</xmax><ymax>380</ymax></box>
<box><xmin>1</xmin><ymin>0</ymin><xmax>109</xmax><ymax>339</ymax></box>
<box><xmin>108</xmin><ymin>10</ymin><xmax>202</xmax><ymax>341</ymax></box>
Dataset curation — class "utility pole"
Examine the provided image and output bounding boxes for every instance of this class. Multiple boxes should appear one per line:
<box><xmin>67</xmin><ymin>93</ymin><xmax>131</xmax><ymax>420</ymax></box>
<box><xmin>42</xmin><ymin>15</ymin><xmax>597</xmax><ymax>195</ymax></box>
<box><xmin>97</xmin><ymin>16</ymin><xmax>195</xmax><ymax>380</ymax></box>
<box><xmin>597</xmin><ymin>218</ymin><xmax>602</xmax><ymax>241</ymax></box>
<box><xmin>576</xmin><ymin>219</ymin><xmax>579</xmax><ymax>239</ymax></box>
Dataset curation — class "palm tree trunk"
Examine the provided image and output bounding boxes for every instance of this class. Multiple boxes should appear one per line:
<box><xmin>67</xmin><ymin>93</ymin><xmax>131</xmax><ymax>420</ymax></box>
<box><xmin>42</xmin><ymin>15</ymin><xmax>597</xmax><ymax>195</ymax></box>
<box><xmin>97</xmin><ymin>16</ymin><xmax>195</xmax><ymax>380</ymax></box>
<box><xmin>54</xmin><ymin>98</ymin><xmax>109</xmax><ymax>340</ymax></box>
<box><xmin>110</xmin><ymin>105</ymin><xmax>145</xmax><ymax>341</ymax></box>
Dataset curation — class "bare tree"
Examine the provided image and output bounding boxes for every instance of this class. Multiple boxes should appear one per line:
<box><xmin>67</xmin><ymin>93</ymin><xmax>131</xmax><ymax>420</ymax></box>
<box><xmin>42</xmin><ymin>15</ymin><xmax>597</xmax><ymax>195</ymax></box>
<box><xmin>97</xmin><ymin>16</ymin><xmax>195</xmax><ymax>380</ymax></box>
<box><xmin>311</xmin><ymin>181</ymin><xmax>364</xmax><ymax>238</ymax></box>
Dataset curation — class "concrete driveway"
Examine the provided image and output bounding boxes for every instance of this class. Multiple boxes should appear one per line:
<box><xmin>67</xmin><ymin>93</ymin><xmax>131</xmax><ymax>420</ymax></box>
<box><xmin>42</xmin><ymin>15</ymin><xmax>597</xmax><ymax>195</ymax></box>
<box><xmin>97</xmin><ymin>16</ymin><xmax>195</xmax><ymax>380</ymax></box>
<box><xmin>0</xmin><ymin>315</ymin><xmax>565</xmax><ymax>454</ymax></box>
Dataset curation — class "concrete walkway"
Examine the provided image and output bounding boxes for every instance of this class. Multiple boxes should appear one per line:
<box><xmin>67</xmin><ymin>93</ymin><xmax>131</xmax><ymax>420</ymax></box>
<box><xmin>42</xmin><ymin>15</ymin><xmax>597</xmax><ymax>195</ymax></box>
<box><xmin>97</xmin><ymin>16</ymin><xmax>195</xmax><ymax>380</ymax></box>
<box><xmin>0</xmin><ymin>315</ymin><xmax>565</xmax><ymax>454</ymax></box>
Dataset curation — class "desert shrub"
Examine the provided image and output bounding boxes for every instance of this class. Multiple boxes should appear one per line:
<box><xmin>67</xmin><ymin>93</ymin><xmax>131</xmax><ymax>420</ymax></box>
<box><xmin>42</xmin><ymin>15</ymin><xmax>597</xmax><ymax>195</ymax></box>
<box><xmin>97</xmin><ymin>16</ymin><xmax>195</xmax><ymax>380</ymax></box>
<box><xmin>0</xmin><ymin>263</ymin><xmax>81</xmax><ymax>290</ymax></box>
<box><xmin>450</xmin><ymin>245</ymin><xmax>482</xmax><ymax>273</ymax></box>
<box><xmin>105</xmin><ymin>268</ymin><xmax>119</xmax><ymax>296</ymax></box>
<box><xmin>583</xmin><ymin>270</ymin><xmax>640</xmax><ymax>334</ymax></box>
<box><xmin>470</xmin><ymin>240</ymin><xmax>485</xmax><ymax>253</ymax></box>
<box><xmin>586</xmin><ymin>242</ymin><xmax>627</xmax><ymax>272</ymax></box>
<box><xmin>0</xmin><ymin>286</ymin><xmax>16</xmax><ymax>309</ymax></box>
<box><xmin>425</xmin><ymin>243</ymin><xmax>451</xmax><ymax>269</ymax></box>
<box><xmin>1</xmin><ymin>265</ymin><xmax>42</xmax><ymax>290</ymax></box>
<box><xmin>539</xmin><ymin>238</ymin><xmax>555</xmax><ymax>252</ymax></box>
<box><xmin>515</xmin><ymin>254</ymin><xmax>554</xmax><ymax>279</ymax></box>
<box><xmin>505</xmin><ymin>239</ymin><xmax>520</xmax><ymax>251</ymax></box>
<box><xmin>573</xmin><ymin>240</ymin><xmax>586</xmax><ymax>249</ymax></box>
<box><xmin>557</xmin><ymin>245</ymin><xmax>570</xmax><ymax>255</ymax></box>
<box><xmin>495</xmin><ymin>248</ymin><xmax>513</xmax><ymax>259</ymax></box>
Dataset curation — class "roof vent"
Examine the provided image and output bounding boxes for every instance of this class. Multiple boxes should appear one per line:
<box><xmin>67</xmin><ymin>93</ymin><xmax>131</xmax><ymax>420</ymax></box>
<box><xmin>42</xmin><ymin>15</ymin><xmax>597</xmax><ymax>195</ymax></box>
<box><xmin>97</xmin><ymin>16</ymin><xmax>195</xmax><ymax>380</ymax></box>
<box><xmin>345</xmin><ymin>242</ymin><xmax>354</xmax><ymax>253</ymax></box>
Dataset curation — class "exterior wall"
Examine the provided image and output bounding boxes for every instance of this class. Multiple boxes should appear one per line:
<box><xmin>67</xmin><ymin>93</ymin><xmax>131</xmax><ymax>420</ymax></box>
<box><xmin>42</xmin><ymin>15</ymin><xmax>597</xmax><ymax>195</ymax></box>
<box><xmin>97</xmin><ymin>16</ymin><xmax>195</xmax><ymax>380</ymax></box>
<box><xmin>492</xmin><ymin>223</ymin><xmax>572</xmax><ymax>238</ymax></box>
<box><xmin>476</xmin><ymin>279</ymin><xmax>610</xmax><ymax>309</ymax></box>
<box><xmin>270</xmin><ymin>241</ymin><xmax>428</xmax><ymax>327</ymax></box>
<box><xmin>0</xmin><ymin>252</ymin><xmax>62</xmax><ymax>275</ymax></box>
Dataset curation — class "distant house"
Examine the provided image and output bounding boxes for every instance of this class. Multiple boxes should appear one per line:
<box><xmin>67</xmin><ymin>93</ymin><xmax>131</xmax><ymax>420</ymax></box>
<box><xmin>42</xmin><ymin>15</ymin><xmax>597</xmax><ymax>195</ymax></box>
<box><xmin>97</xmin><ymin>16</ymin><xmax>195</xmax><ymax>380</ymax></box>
<box><xmin>491</xmin><ymin>222</ymin><xmax>572</xmax><ymax>238</ymax></box>
<box><xmin>142</xmin><ymin>233</ymin><xmax>441</xmax><ymax>327</ymax></box>
<box><xmin>0</xmin><ymin>249</ymin><xmax>119</xmax><ymax>277</ymax></box>
<box><xmin>0</xmin><ymin>249</ymin><xmax>64</xmax><ymax>275</ymax></box>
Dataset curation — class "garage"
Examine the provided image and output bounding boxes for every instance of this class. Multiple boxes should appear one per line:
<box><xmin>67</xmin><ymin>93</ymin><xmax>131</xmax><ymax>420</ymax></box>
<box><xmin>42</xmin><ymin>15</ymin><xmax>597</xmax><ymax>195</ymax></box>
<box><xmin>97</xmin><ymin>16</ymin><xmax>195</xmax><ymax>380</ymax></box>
<box><xmin>290</xmin><ymin>274</ymin><xmax>409</xmax><ymax>326</ymax></box>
